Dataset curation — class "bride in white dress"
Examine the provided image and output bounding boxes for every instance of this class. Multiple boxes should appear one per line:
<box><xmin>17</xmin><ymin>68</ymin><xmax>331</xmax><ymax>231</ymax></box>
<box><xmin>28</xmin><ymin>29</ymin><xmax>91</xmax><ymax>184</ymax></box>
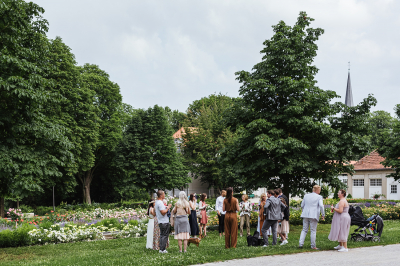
<box><xmin>146</xmin><ymin>201</ymin><xmax>155</xmax><ymax>249</ymax></box>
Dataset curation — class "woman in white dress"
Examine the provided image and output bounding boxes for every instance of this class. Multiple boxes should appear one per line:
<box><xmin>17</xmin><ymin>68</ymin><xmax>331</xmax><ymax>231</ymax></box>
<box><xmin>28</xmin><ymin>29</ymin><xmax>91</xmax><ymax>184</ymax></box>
<box><xmin>146</xmin><ymin>201</ymin><xmax>155</xmax><ymax>249</ymax></box>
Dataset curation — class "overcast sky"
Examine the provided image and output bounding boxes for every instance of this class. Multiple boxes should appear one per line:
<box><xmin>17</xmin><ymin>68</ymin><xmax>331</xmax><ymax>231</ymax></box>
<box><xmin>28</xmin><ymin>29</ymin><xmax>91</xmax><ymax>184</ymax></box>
<box><xmin>34</xmin><ymin>0</ymin><xmax>400</xmax><ymax>116</ymax></box>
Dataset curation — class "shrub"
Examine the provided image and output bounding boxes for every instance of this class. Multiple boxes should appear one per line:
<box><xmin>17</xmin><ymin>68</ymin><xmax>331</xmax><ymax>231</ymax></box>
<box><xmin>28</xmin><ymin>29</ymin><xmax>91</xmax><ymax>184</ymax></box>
<box><xmin>19</xmin><ymin>204</ymin><xmax>34</xmax><ymax>213</ymax></box>
<box><xmin>347</xmin><ymin>194</ymin><xmax>353</xmax><ymax>199</ymax></box>
<box><xmin>128</xmin><ymin>220</ymin><xmax>139</xmax><ymax>226</ymax></box>
<box><xmin>0</xmin><ymin>224</ymin><xmax>36</xmax><ymax>248</ymax></box>
<box><xmin>39</xmin><ymin>221</ymin><xmax>54</xmax><ymax>230</ymax></box>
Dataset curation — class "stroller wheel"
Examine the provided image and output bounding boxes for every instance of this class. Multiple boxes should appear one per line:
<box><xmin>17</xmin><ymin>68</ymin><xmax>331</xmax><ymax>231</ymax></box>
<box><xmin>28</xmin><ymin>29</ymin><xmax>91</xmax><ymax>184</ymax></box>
<box><xmin>371</xmin><ymin>236</ymin><xmax>380</xmax><ymax>242</ymax></box>
<box><xmin>351</xmin><ymin>235</ymin><xmax>364</xmax><ymax>242</ymax></box>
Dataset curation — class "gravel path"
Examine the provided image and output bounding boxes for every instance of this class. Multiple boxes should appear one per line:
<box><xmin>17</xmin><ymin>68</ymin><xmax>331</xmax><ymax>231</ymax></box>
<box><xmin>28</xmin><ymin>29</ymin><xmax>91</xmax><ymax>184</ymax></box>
<box><xmin>195</xmin><ymin>244</ymin><xmax>400</xmax><ymax>266</ymax></box>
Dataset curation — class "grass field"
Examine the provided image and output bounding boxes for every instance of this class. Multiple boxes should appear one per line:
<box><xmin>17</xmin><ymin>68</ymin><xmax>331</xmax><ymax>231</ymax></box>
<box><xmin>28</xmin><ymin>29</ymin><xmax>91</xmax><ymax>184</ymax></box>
<box><xmin>1</xmin><ymin>221</ymin><xmax>400</xmax><ymax>266</ymax></box>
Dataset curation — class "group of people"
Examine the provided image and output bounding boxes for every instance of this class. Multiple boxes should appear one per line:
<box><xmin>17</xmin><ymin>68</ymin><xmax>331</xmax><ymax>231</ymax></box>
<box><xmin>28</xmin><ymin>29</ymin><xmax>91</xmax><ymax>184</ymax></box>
<box><xmin>146</xmin><ymin>189</ymin><xmax>209</xmax><ymax>253</ymax></box>
<box><xmin>146</xmin><ymin>184</ymin><xmax>352</xmax><ymax>253</ymax></box>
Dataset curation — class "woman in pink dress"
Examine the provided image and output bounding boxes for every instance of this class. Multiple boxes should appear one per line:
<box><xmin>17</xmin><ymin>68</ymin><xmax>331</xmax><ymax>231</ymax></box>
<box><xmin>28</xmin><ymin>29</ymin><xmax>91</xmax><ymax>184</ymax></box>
<box><xmin>328</xmin><ymin>189</ymin><xmax>351</xmax><ymax>252</ymax></box>
<box><xmin>199</xmin><ymin>193</ymin><xmax>208</xmax><ymax>237</ymax></box>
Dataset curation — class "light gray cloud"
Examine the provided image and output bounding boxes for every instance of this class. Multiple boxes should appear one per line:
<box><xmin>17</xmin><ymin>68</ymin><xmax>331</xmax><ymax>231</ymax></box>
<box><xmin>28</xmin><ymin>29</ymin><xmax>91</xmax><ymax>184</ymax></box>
<box><xmin>34</xmin><ymin>0</ymin><xmax>400</xmax><ymax>116</ymax></box>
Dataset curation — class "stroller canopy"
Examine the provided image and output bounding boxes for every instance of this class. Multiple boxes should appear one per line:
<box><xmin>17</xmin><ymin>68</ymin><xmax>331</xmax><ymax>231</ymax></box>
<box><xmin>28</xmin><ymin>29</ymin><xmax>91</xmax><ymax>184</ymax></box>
<box><xmin>350</xmin><ymin>206</ymin><xmax>366</xmax><ymax>226</ymax></box>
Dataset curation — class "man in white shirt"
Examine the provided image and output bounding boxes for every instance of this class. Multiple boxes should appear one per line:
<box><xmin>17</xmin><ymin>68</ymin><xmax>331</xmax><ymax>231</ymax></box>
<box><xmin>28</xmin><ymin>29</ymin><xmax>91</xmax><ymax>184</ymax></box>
<box><xmin>215</xmin><ymin>190</ymin><xmax>226</xmax><ymax>237</ymax></box>
<box><xmin>155</xmin><ymin>190</ymin><xmax>172</xmax><ymax>253</ymax></box>
<box><xmin>299</xmin><ymin>185</ymin><xmax>325</xmax><ymax>250</ymax></box>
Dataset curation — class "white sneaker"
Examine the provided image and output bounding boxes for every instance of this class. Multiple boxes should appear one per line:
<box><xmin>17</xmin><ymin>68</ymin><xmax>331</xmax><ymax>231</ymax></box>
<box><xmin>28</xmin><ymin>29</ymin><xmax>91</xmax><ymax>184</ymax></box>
<box><xmin>334</xmin><ymin>245</ymin><xmax>343</xmax><ymax>250</ymax></box>
<box><xmin>159</xmin><ymin>250</ymin><xmax>164</xmax><ymax>253</ymax></box>
<box><xmin>337</xmin><ymin>248</ymin><xmax>348</xmax><ymax>252</ymax></box>
<box><xmin>263</xmin><ymin>245</ymin><xmax>268</xmax><ymax>247</ymax></box>
<box><xmin>280</xmin><ymin>240</ymin><xmax>288</xmax><ymax>245</ymax></box>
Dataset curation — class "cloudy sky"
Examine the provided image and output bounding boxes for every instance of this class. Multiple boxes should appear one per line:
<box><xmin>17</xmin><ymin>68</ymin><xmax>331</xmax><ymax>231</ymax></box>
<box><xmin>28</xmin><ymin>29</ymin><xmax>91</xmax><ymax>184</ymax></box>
<box><xmin>34</xmin><ymin>0</ymin><xmax>400</xmax><ymax>116</ymax></box>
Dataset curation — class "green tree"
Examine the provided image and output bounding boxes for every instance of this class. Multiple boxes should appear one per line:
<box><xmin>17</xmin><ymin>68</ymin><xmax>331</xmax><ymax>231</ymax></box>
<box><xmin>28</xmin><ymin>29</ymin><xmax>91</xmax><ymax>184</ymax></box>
<box><xmin>222</xmin><ymin>12</ymin><xmax>376</xmax><ymax>198</ymax></box>
<box><xmin>117</xmin><ymin>105</ymin><xmax>190</xmax><ymax>196</ymax></box>
<box><xmin>367</xmin><ymin>110</ymin><xmax>396</xmax><ymax>149</ymax></box>
<box><xmin>0</xmin><ymin>1</ymin><xmax>74</xmax><ymax>216</ymax></box>
<box><xmin>182</xmin><ymin>94</ymin><xmax>238</xmax><ymax>192</ymax></box>
<box><xmin>76</xmin><ymin>64</ymin><xmax>123</xmax><ymax>204</ymax></box>
<box><xmin>164</xmin><ymin>107</ymin><xmax>186</xmax><ymax>132</ymax></box>
<box><xmin>378</xmin><ymin>105</ymin><xmax>400</xmax><ymax>180</ymax></box>
<box><xmin>45</xmin><ymin>37</ymin><xmax>99</xmax><ymax>197</ymax></box>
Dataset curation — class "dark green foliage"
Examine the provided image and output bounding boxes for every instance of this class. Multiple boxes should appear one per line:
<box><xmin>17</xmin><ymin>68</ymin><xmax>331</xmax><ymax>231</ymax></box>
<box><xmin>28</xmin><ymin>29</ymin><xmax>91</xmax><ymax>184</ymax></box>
<box><xmin>378</xmin><ymin>105</ymin><xmax>400</xmax><ymax>180</ymax></box>
<box><xmin>76</xmin><ymin>64</ymin><xmax>124</xmax><ymax>204</ymax></box>
<box><xmin>222</xmin><ymin>12</ymin><xmax>376</xmax><ymax>197</ymax></box>
<box><xmin>0</xmin><ymin>224</ymin><xmax>36</xmax><ymax>248</ymax></box>
<box><xmin>367</xmin><ymin>110</ymin><xmax>396</xmax><ymax>150</ymax></box>
<box><xmin>45</xmin><ymin>37</ymin><xmax>99</xmax><ymax>195</ymax></box>
<box><xmin>164</xmin><ymin>107</ymin><xmax>186</xmax><ymax>132</ymax></box>
<box><xmin>118</xmin><ymin>105</ymin><xmax>190</xmax><ymax>194</ymax></box>
<box><xmin>182</xmin><ymin>94</ymin><xmax>238</xmax><ymax>191</ymax></box>
<box><xmin>0</xmin><ymin>0</ymin><xmax>74</xmax><ymax>216</ymax></box>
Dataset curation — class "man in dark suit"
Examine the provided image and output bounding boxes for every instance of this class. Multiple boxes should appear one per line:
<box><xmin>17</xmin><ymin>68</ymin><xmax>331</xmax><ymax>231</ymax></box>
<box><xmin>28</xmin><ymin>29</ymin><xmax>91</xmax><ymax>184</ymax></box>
<box><xmin>262</xmin><ymin>189</ymin><xmax>287</xmax><ymax>247</ymax></box>
<box><xmin>277</xmin><ymin>188</ymin><xmax>289</xmax><ymax>239</ymax></box>
<box><xmin>277</xmin><ymin>188</ymin><xmax>288</xmax><ymax>205</ymax></box>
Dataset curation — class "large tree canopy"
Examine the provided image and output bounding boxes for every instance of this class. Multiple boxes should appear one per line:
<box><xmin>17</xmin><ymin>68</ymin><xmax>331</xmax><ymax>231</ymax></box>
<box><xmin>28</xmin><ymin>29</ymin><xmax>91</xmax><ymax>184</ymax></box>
<box><xmin>76</xmin><ymin>64</ymin><xmax>124</xmax><ymax>204</ymax></box>
<box><xmin>367</xmin><ymin>110</ymin><xmax>396</xmax><ymax>150</ymax></box>
<box><xmin>378</xmin><ymin>105</ymin><xmax>400</xmax><ymax>180</ymax></box>
<box><xmin>0</xmin><ymin>0</ymin><xmax>74</xmax><ymax>216</ymax></box>
<box><xmin>118</xmin><ymin>105</ymin><xmax>190</xmax><ymax>195</ymax></box>
<box><xmin>222</xmin><ymin>12</ymin><xmax>376</xmax><ymax>197</ymax></box>
<box><xmin>182</xmin><ymin>94</ymin><xmax>238</xmax><ymax>192</ymax></box>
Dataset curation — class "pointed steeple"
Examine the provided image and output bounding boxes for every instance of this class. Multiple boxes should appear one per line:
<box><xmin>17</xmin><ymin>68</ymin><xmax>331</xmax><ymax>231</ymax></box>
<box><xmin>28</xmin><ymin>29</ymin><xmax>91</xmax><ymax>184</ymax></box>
<box><xmin>345</xmin><ymin>63</ymin><xmax>353</xmax><ymax>107</ymax></box>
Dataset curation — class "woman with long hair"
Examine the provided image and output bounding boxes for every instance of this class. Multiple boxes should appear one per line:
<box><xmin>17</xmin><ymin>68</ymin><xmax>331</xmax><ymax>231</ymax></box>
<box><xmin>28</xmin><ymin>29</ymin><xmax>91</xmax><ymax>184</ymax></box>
<box><xmin>188</xmin><ymin>193</ymin><xmax>200</xmax><ymax>237</ymax></box>
<box><xmin>199</xmin><ymin>193</ymin><xmax>208</xmax><ymax>237</ymax></box>
<box><xmin>258</xmin><ymin>193</ymin><xmax>267</xmax><ymax>235</ymax></box>
<box><xmin>146</xmin><ymin>200</ymin><xmax>155</xmax><ymax>249</ymax></box>
<box><xmin>223</xmin><ymin>187</ymin><xmax>240</xmax><ymax>248</ymax></box>
<box><xmin>172</xmin><ymin>191</ymin><xmax>191</xmax><ymax>252</ymax></box>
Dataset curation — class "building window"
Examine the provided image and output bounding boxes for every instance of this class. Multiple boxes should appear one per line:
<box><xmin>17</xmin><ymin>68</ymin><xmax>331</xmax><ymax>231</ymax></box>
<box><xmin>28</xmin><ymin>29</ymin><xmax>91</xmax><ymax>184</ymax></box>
<box><xmin>342</xmin><ymin>179</ymin><xmax>348</xmax><ymax>186</ymax></box>
<box><xmin>353</xmin><ymin>179</ymin><xmax>364</xmax><ymax>186</ymax></box>
<box><xmin>391</xmin><ymin>185</ymin><xmax>397</xmax><ymax>194</ymax></box>
<box><xmin>370</xmin><ymin>179</ymin><xmax>382</xmax><ymax>186</ymax></box>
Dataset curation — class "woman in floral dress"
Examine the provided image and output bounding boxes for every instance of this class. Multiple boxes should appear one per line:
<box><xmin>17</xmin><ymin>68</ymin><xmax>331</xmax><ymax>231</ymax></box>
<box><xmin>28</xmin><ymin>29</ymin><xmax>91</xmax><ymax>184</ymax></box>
<box><xmin>153</xmin><ymin>212</ymin><xmax>169</xmax><ymax>250</ymax></box>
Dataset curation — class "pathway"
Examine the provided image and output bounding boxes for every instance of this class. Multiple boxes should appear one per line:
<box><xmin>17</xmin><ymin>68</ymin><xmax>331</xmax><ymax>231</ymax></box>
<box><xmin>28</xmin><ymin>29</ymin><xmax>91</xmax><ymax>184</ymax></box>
<box><xmin>195</xmin><ymin>244</ymin><xmax>400</xmax><ymax>266</ymax></box>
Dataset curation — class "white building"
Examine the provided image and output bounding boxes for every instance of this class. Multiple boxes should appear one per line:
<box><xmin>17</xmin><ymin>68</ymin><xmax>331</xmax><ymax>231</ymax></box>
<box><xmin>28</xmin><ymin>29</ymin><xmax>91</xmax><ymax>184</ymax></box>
<box><xmin>344</xmin><ymin>151</ymin><xmax>398</xmax><ymax>200</ymax></box>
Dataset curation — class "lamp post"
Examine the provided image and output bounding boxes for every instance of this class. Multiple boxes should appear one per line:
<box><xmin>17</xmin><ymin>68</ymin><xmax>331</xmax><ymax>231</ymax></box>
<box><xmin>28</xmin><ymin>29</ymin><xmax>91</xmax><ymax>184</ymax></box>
<box><xmin>53</xmin><ymin>186</ymin><xmax>55</xmax><ymax>212</ymax></box>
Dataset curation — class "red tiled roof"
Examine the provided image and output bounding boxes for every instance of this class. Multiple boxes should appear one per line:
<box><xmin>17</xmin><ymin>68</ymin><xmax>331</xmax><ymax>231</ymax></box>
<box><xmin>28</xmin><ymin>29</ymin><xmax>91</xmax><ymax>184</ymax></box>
<box><xmin>351</xmin><ymin>151</ymin><xmax>388</xmax><ymax>170</ymax></box>
<box><xmin>172</xmin><ymin>127</ymin><xmax>197</xmax><ymax>139</ymax></box>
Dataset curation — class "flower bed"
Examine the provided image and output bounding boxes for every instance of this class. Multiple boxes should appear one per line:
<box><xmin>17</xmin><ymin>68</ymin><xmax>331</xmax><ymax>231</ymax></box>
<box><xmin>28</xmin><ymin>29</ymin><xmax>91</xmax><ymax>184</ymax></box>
<box><xmin>0</xmin><ymin>208</ymin><xmax>149</xmax><ymax>248</ymax></box>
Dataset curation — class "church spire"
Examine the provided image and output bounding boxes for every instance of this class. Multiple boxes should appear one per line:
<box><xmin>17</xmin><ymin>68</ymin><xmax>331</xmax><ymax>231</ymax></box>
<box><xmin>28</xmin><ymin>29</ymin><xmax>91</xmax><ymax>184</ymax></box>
<box><xmin>345</xmin><ymin>62</ymin><xmax>353</xmax><ymax>107</ymax></box>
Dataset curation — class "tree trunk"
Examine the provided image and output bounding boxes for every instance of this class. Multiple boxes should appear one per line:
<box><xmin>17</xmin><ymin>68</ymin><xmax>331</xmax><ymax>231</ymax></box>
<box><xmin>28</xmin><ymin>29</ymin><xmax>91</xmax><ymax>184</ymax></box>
<box><xmin>0</xmin><ymin>197</ymin><xmax>4</xmax><ymax>218</ymax></box>
<box><xmin>282</xmin><ymin>176</ymin><xmax>291</xmax><ymax>202</ymax></box>
<box><xmin>81</xmin><ymin>171</ymin><xmax>93</xmax><ymax>204</ymax></box>
<box><xmin>17</xmin><ymin>199</ymin><xmax>19</xmax><ymax>209</ymax></box>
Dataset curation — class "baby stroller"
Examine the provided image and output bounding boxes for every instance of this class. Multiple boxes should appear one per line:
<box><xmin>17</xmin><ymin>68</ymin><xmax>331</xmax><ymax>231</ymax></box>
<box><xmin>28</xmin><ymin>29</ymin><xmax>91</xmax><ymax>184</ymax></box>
<box><xmin>349</xmin><ymin>206</ymin><xmax>384</xmax><ymax>242</ymax></box>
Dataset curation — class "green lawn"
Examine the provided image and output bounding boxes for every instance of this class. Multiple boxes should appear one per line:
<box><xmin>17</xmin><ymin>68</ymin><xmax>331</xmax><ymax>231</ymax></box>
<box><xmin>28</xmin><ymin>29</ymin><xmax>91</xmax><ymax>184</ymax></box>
<box><xmin>1</xmin><ymin>221</ymin><xmax>400</xmax><ymax>266</ymax></box>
